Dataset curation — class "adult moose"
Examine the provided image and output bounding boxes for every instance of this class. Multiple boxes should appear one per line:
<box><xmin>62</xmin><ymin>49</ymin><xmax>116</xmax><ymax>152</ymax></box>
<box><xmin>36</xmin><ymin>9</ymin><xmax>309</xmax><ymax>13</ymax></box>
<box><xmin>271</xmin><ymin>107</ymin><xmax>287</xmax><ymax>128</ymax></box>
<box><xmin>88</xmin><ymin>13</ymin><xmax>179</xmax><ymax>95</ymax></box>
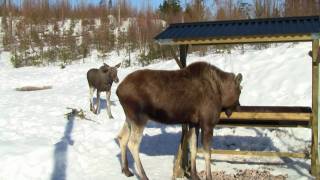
<box><xmin>116</xmin><ymin>61</ymin><xmax>243</xmax><ymax>180</ymax></box>
<box><xmin>87</xmin><ymin>63</ymin><xmax>121</xmax><ymax>119</ymax></box>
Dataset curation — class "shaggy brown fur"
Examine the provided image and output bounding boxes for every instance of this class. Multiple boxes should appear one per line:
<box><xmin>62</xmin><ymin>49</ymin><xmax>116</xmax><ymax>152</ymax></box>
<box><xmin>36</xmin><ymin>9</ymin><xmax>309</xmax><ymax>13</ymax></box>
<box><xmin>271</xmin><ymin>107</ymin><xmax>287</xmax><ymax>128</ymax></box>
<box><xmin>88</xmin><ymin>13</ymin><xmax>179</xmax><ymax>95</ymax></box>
<box><xmin>116</xmin><ymin>61</ymin><xmax>242</xmax><ymax>180</ymax></box>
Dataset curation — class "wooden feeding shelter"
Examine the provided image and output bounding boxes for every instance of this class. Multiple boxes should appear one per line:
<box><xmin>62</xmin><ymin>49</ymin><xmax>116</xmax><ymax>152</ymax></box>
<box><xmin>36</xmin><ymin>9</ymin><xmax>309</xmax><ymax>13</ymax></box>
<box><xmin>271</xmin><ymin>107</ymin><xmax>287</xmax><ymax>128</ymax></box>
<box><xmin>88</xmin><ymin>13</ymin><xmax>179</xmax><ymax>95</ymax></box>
<box><xmin>154</xmin><ymin>16</ymin><xmax>320</xmax><ymax>179</ymax></box>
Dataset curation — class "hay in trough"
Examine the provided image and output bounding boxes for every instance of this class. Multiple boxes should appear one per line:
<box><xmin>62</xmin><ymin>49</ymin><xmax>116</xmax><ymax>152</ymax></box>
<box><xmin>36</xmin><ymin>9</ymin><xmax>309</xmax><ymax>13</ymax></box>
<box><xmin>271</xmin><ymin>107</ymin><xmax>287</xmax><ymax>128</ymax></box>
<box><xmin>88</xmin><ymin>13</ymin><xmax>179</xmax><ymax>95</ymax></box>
<box><xmin>15</xmin><ymin>86</ymin><xmax>52</xmax><ymax>91</ymax></box>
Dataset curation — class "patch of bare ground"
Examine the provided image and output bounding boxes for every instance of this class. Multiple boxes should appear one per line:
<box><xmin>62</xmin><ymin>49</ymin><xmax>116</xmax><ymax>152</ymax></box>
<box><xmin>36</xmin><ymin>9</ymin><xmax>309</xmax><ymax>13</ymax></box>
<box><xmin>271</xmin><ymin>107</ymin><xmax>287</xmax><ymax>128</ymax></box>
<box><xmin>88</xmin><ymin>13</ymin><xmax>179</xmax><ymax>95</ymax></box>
<box><xmin>199</xmin><ymin>169</ymin><xmax>288</xmax><ymax>180</ymax></box>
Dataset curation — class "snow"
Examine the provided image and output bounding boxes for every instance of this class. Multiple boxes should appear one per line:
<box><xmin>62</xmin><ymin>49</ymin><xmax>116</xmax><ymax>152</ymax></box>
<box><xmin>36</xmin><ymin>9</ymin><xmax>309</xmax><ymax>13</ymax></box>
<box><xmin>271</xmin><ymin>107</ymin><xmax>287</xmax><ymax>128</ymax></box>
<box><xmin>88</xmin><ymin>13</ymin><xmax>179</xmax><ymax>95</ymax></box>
<box><xmin>0</xmin><ymin>42</ymin><xmax>315</xmax><ymax>180</ymax></box>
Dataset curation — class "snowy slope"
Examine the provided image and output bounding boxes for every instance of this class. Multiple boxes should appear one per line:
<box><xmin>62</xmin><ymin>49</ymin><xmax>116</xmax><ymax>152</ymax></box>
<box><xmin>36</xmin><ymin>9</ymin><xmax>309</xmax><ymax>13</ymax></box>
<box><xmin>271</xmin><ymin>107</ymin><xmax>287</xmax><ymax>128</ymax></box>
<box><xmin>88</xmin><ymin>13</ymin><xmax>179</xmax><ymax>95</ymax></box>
<box><xmin>0</xmin><ymin>43</ymin><xmax>315</xmax><ymax>180</ymax></box>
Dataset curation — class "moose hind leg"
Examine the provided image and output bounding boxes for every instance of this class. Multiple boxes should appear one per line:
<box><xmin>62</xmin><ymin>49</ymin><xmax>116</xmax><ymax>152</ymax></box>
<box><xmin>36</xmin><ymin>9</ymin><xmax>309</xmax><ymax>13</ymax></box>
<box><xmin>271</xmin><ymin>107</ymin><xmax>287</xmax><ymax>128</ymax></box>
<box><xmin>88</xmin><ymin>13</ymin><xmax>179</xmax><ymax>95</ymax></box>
<box><xmin>189</xmin><ymin>126</ymin><xmax>200</xmax><ymax>180</ymax></box>
<box><xmin>202</xmin><ymin>127</ymin><xmax>213</xmax><ymax>180</ymax></box>
<box><xmin>117</xmin><ymin>120</ymin><xmax>133</xmax><ymax>177</ymax></box>
<box><xmin>106</xmin><ymin>91</ymin><xmax>114</xmax><ymax>119</ymax></box>
<box><xmin>128</xmin><ymin>122</ymin><xmax>148</xmax><ymax>180</ymax></box>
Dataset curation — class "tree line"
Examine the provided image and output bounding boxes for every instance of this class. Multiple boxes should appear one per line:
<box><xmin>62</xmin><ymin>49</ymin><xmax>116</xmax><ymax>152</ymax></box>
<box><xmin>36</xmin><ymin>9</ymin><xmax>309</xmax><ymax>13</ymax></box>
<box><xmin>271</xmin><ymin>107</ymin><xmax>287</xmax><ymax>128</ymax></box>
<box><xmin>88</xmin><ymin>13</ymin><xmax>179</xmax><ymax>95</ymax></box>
<box><xmin>1</xmin><ymin>0</ymin><xmax>319</xmax><ymax>67</ymax></box>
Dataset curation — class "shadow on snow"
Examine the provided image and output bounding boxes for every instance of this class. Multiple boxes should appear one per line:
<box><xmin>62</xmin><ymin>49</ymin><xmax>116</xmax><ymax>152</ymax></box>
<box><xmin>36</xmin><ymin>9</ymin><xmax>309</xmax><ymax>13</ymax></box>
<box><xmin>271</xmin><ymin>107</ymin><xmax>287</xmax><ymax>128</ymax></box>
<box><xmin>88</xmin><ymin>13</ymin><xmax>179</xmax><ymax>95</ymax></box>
<box><xmin>51</xmin><ymin>115</ymin><xmax>75</xmax><ymax>180</ymax></box>
<box><xmin>115</xmin><ymin>122</ymin><xmax>311</xmax><ymax>178</ymax></box>
<box><xmin>92</xmin><ymin>97</ymin><xmax>116</xmax><ymax>113</ymax></box>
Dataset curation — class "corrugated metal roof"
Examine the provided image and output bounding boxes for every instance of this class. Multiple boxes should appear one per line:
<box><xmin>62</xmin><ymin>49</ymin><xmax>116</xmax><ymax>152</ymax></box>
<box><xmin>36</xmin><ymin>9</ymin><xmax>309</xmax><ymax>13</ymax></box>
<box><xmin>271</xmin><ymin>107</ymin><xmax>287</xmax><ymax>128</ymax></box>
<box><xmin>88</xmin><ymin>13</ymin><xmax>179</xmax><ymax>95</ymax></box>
<box><xmin>154</xmin><ymin>16</ymin><xmax>320</xmax><ymax>44</ymax></box>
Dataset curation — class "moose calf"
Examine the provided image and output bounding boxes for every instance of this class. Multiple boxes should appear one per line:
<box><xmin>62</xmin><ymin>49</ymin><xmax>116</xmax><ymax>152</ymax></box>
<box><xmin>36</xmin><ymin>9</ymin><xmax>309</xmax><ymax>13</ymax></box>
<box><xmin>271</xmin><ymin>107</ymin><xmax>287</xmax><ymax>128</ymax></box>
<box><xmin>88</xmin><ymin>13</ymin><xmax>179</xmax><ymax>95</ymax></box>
<box><xmin>87</xmin><ymin>63</ymin><xmax>120</xmax><ymax>119</ymax></box>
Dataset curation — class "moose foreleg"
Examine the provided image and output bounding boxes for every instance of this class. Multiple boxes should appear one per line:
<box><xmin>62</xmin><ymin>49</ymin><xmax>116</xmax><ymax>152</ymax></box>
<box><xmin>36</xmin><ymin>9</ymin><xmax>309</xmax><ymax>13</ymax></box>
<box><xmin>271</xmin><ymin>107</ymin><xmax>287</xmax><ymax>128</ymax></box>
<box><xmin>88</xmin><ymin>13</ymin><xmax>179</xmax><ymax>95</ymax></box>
<box><xmin>95</xmin><ymin>91</ymin><xmax>101</xmax><ymax>114</ymax></box>
<box><xmin>89</xmin><ymin>87</ymin><xmax>95</xmax><ymax>112</ymax></box>
<box><xmin>106</xmin><ymin>91</ymin><xmax>114</xmax><ymax>119</ymax></box>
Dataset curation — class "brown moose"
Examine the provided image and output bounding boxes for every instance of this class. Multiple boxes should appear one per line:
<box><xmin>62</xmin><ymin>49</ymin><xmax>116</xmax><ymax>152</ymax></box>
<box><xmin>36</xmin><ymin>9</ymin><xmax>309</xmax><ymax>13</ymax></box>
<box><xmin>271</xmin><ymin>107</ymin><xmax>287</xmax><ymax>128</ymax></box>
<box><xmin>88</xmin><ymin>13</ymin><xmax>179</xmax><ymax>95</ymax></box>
<box><xmin>116</xmin><ymin>61</ymin><xmax>243</xmax><ymax>180</ymax></box>
<box><xmin>87</xmin><ymin>63</ymin><xmax>120</xmax><ymax>118</ymax></box>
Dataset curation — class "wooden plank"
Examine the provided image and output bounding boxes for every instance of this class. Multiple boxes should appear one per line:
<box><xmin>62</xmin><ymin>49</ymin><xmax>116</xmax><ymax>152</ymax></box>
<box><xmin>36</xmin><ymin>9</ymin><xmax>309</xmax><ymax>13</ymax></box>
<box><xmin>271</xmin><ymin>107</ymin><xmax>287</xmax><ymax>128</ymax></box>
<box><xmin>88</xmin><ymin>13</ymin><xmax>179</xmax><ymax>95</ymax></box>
<box><xmin>215</xmin><ymin>124</ymin><xmax>309</xmax><ymax>128</ymax></box>
<box><xmin>311</xmin><ymin>39</ymin><xmax>320</xmax><ymax>177</ymax></box>
<box><xmin>218</xmin><ymin>106</ymin><xmax>311</xmax><ymax>127</ymax></box>
<box><xmin>219</xmin><ymin>112</ymin><xmax>311</xmax><ymax>121</ymax></box>
<box><xmin>222</xmin><ymin>106</ymin><xmax>312</xmax><ymax>113</ymax></box>
<box><xmin>216</xmin><ymin>120</ymin><xmax>310</xmax><ymax>128</ymax></box>
<box><xmin>197</xmin><ymin>148</ymin><xmax>308</xmax><ymax>159</ymax></box>
<box><xmin>162</xmin><ymin>34</ymin><xmax>313</xmax><ymax>45</ymax></box>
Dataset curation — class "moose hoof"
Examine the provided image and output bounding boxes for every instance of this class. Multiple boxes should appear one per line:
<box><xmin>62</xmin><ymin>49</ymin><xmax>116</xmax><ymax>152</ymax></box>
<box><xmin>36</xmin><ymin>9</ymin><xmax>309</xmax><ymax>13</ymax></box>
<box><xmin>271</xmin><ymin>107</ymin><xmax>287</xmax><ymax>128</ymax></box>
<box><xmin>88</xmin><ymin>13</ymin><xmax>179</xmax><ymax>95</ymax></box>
<box><xmin>122</xmin><ymin>168</ymin><xmax>134</xmax><ymax>177</ymax></box>
<box><xmin>109</xmin><ymin>115</ymin><xmax>114</xmax><ymax>119</ymax></box>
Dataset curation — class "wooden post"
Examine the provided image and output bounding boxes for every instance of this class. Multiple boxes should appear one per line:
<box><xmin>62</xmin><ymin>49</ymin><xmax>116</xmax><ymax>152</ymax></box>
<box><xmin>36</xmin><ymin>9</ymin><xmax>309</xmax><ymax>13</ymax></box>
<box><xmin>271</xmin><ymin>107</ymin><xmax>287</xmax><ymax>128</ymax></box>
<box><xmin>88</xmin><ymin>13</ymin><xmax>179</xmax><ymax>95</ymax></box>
<box><xmin>311</xmin><ymin>39</ymin><xmax>320</xmax><ymax>178</ymax></box>
<box><xmin>172</xmin><ymin>124</ymin><xmax>190</xmax><ymax>179</ymax></box>
<box><xmin>179</xmin><ymin>45</ymin><xmax>188</xmax><ymax>68</ymax></box>
<box><xmin>172</xmin><ymin>45</ymin><xmax>189</xmax><ymax>179</ymax></box>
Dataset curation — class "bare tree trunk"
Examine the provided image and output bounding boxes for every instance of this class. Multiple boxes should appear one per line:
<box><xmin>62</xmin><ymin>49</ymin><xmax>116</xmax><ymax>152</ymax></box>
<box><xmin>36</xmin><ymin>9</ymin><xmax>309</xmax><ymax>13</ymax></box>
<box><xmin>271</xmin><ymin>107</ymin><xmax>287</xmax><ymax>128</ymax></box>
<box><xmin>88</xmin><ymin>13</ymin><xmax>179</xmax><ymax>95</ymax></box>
<box><xmin>116</xmin><ymin>0</ymin><xmax>121</xmax><ymax>56</ymax></box>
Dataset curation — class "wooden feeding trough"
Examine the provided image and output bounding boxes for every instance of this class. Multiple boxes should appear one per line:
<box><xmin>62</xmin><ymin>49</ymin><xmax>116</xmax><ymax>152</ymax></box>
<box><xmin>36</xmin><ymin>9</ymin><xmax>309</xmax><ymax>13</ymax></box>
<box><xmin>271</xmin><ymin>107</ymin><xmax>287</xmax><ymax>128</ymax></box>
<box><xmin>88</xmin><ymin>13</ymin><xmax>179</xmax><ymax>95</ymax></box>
<box><xmin>218</xmin><ymin>106</ymin><xmax>311</xmax><ymax>128</ymax></box>
<box><xmin>154</xmin><ymin>15</ymin><xmax>320</xmax><ymax>179</ymax></box>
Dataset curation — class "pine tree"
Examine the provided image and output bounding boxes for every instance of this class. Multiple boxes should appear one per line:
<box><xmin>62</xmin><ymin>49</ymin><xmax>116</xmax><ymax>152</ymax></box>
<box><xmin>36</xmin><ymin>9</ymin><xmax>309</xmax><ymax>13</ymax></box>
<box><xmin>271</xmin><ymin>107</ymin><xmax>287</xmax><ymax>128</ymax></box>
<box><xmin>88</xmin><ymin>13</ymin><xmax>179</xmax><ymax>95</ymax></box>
<box><xmin>159</xmin><ymin>0</ymin><xmax>181</xmax><ymax>15</ymax></box>
<box><xmin>158</xmin><ymin>0</ymin><xmax>182</xmax><ymax>23</ymax></box>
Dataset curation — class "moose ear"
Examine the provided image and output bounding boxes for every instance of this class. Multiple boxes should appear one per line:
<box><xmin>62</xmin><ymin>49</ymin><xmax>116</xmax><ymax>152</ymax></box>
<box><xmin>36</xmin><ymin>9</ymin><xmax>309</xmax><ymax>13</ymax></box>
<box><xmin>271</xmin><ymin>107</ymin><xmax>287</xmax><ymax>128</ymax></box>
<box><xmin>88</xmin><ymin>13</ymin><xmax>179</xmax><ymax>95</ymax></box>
<box><xmin>115</xmin><ymin>63</ymin><xmax>121</xmax><ymax>68</ymax></box>
<box><xmin>235</xmin><ymin>73</ymin><xmax>243</xmax><ymax>84</ymax></box>
<box><xmin>103</xmin><ymin>63</ymin><xmax>110</xmax><ymax>67</ymax></box>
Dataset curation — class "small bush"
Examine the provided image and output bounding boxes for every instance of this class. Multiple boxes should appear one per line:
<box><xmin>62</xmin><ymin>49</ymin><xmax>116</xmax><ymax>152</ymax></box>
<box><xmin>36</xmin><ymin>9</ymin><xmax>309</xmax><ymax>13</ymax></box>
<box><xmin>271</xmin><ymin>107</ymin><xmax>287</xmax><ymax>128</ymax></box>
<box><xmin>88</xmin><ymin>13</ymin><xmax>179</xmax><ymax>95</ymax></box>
<box><xmin>138</xmin><ymin>44</ymin><xmax>162</xmax><ymax>66</ymax></box>
<box><xmin>10</xmin><ymin>54</ymin><xmax>23</xmax><ymax>68</ymax></box>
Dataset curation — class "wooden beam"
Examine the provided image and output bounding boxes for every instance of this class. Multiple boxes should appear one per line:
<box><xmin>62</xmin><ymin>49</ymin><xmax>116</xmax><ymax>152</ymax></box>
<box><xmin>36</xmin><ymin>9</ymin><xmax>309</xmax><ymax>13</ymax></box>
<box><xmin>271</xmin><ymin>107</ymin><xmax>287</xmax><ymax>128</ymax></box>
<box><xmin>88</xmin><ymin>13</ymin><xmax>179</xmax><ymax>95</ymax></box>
<box><xmin>311</xmin><ymin>39</ymin><xmax>320</xmax><ymax>178</ymax></box>
<box><xmin>215</xmin><ymin>123</ymin><xmax>309</xmax><ymax>128</ymax></box>
<box><xmin>164</xmin><ymin>34</ymin><xmax>313</xmax><ymax>45</ymax></box>
<box><xmin>217</xmin><ymin>106</ymin><xmax>311</xmax><ymax>127</ymax></box>
<box><xmin>169</xmin><ymin>47</ymin><xmax>183</xmax><ymax>69</ymax></box>
<box><xmin>197</xmin><ymin>148</ymin><xmax>308</xmax><ymax>159</ymax></box>
<box><xmin>216</xmin><ymin>120</ymin><xmax>310</xmax><ymax>128</ymax></box>
<box><xmin>219</xmin><ymin>112</ymin><xmax>311</xmax><ymax>122</ymax></box>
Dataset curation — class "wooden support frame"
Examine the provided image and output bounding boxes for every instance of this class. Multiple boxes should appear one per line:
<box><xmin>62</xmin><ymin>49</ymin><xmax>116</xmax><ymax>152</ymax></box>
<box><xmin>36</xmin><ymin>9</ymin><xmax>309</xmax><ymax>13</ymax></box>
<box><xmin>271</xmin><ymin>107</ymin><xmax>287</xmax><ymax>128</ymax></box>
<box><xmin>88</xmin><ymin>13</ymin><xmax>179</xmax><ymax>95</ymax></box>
<box><xmin>169</xmin><ymin>36</ymin><xmax>320</xmax><ymax>179</ymax></box>
<box><xmin>220</xmin><ymin>111</ymin><xmax>311</xmax><ymax>121</ymax></box>
<box><xmin>218</xmin><ymin>106</ymin><xmax>312</xmax><ymax>127</ymax></box>
<box><xmin>197</xmin><ymin>148</ymin><xmax>308</xmax><ymax>159</ymax></box>
<box><xmin>311</xmin><ymin>39</ymin><xmax>320</xmax><ymax>177</ymax></box>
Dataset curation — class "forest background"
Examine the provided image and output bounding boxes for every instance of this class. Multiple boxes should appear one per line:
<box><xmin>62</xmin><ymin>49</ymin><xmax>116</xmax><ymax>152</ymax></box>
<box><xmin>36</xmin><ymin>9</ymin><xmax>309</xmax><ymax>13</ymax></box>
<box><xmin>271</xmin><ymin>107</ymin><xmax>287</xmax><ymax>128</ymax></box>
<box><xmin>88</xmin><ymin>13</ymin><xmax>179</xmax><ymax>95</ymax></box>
<box><xmin>1</xmin><ymin>0</ymin><xmax>320</xmax><ymax>67</ymax></box>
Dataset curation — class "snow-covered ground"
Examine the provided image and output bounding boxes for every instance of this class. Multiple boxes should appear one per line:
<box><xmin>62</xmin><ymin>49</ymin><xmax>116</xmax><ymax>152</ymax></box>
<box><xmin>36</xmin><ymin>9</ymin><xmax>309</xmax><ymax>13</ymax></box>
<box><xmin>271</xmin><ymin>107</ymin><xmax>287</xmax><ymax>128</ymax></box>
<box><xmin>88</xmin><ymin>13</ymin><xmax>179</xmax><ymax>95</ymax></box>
<box><xmin>0</xmin><ymin>43</ymin><xmax>315</xmax><ymax>180</ymax></box>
